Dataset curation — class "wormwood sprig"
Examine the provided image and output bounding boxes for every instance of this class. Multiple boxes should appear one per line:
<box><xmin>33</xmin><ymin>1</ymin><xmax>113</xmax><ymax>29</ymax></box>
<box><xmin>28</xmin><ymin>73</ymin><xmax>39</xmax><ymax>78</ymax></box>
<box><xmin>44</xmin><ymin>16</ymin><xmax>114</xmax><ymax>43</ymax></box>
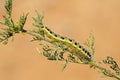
<box><xmin>0</xmin><ymin>0</ymin><xmax>28</xmax><ymax>44</ymax></box>
<box><xmin>31</xmin><ymin>13</ymin><xmax>120</xmax><ymax>80</ymax></box>
<box><xmin>88</xmin><ymin>57</ymin><xmax>120</xmax><ymax>80</ymax></box>
<box><xmin>29</xmin><ymin>12</ymin><xmax>85</xmax><ymax>70</ymax></box>
<box><xmin>103</xmin><ymin>56</ymin><xmax>120</xmax><ymax>75</ymax></box>
<box><xmin>4</xmin><ymin>0</ymin><xmax>12</xmax><ymax>16</ymax></box>
<box><xmin>32</xmin><ymin>11</ymin><xmax>44</xmax><ymax>27</ymax></box>
<box><xmin>84</xmin><ymin>32</ymin><xmax>95</xmax><ymax>54</ymax></box>
<box><xmin>0</xmin><ymin>0</ymin><xmax>120</xmax><ymax>80</ymax></box>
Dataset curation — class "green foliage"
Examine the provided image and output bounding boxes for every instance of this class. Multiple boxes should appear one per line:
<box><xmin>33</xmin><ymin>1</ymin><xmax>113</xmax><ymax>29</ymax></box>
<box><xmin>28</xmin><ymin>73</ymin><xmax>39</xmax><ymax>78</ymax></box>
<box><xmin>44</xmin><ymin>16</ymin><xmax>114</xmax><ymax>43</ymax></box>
<box><xmin>0</xmin><ymin>0</ymin><xmax>28</xmax><ymax>44</ymax></box>
<box><xmin>32</xmin><ymin>11</ymin><xmax>44</xmax><ymax>27</ymax></box>
<box><xmin>0</xmin><ymin>0</ymin><xmax>120</xmax><ymax>80</ymax></box>
<box><xmin>5</xmin><ymin>0</ymin><xmax>12</xmax><ymax>16</ymax></box>
<box><xmin>31</xmin><ymin>13</ymin><xmax>120</xmax><ymax>80</ymax></box>
<box><xmin>103</xmin><ymin>56</ymin><xmax>120</xmax><ymax>75</ymax></box>
<box><xmin>84</xmin><ymin>32</ymin><xmax>95</xmax><ymax>54</ymax></box>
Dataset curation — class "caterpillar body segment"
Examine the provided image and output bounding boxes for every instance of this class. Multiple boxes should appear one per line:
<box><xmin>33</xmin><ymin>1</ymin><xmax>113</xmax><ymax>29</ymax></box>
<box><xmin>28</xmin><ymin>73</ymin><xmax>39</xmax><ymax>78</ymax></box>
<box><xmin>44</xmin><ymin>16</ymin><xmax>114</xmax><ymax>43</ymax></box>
<box><xmin>39</xmin><ymin>25</ymin><xmax>92</xmax><ymax>61</ymax></box>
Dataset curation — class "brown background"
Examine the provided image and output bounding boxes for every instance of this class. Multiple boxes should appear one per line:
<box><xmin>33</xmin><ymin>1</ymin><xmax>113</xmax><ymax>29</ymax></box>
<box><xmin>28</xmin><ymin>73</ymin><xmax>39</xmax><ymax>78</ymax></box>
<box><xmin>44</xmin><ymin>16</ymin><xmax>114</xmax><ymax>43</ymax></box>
<box><xmin>0</xmin><ymin>0</ymin><xmax>120</xmax><ymax>80</ymax></box>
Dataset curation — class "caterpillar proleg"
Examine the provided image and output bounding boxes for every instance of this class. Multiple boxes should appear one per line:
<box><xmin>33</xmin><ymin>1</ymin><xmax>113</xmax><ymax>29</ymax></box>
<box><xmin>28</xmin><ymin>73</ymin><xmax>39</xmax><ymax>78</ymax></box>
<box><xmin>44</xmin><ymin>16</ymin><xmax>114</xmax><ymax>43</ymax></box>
<box><xmin>39</xmin><ymin>25</ymin><xmax>92</xmax><ymax>61</ymax></box>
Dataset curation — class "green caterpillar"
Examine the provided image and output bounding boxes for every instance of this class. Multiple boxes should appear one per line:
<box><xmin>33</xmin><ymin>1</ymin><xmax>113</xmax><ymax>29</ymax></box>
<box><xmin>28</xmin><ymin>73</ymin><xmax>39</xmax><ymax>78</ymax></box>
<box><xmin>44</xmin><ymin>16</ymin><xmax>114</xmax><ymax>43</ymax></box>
<box><xmin>39</xmin><ymin>25</ymin><xmax>92</xmax><ymax>62</ymax></box>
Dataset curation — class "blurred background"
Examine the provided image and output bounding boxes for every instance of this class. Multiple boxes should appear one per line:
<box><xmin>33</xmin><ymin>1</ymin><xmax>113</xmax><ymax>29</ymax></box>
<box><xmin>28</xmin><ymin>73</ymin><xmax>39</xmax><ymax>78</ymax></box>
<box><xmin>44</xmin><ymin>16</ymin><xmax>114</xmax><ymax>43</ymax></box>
<box><xmin>0</xmin><ymin>0</ymin><xmax>120</xmax><ymax>80</ymax></box>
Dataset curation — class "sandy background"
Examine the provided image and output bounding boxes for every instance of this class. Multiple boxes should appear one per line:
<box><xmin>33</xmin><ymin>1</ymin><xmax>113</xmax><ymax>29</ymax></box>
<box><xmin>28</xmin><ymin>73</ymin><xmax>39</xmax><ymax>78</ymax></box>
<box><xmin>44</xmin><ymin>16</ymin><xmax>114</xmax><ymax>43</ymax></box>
<box><xmin>0</xmin><ymin>0</ymin><xmax>120</xmax><ymax>80</ymax></box>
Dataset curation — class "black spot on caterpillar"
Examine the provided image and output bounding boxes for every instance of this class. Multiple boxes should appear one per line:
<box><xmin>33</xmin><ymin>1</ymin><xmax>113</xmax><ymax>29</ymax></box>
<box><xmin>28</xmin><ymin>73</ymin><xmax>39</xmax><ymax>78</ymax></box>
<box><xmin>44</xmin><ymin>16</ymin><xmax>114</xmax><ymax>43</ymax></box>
<box><xmin>74</xmin><ymin>42</ymin><xmax>78</xmax><ymax>45</ymax></box>
<box><xmin>39</xmin><ymin>25</ymin><xmax>92</xmax><ymax>61</ymax></box>
<box><xmin>60</xmin><ymin>36</ymin><xmax>65</xmax><ymax>39</ymax></box>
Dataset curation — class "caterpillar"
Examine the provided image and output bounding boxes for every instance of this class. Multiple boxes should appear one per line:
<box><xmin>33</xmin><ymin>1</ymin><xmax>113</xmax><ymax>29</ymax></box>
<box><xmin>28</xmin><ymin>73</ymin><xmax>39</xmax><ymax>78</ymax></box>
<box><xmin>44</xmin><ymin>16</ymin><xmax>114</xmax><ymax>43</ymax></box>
<box><xmin>39</xmin><ymin>25</ymin><xmax>93</xmax><ymax>62</ymax></box>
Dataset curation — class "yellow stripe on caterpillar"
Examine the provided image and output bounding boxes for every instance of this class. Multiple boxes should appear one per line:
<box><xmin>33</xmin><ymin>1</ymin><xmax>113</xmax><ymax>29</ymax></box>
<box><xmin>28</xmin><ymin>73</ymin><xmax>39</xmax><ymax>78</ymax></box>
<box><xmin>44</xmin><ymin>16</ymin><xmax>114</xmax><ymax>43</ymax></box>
<box><xmin>39</xmin><ymin>25</ymin><xmax>92</xmax><ymax>61</ymax></box>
